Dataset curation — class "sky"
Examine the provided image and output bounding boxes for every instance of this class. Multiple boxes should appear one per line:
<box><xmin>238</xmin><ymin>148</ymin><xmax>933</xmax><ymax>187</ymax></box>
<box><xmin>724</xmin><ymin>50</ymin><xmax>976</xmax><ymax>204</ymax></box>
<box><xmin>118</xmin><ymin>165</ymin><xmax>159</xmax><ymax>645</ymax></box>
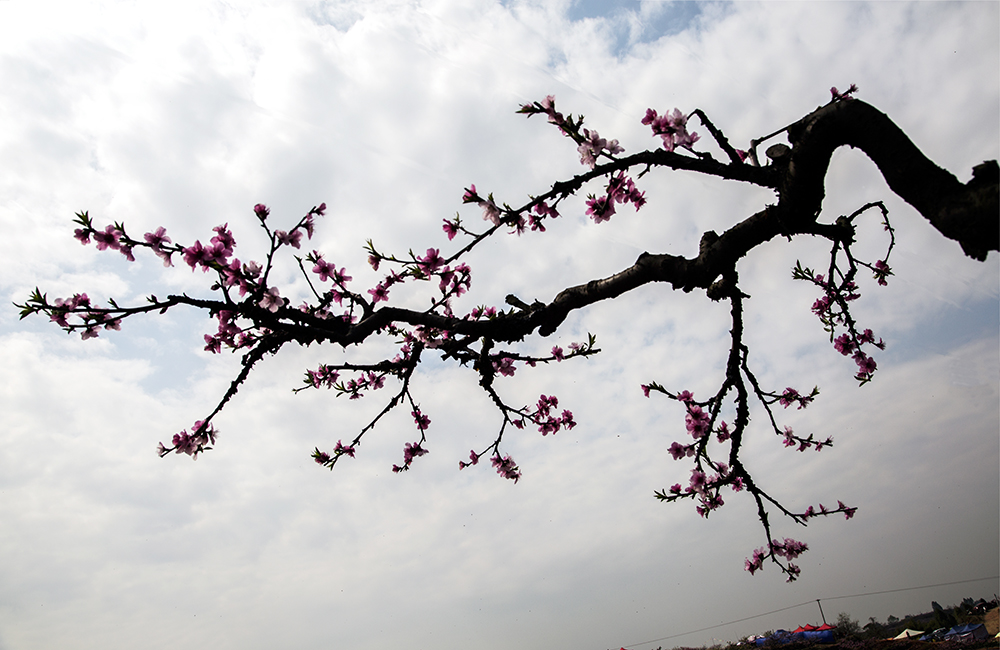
<box><xmin>0</xmin><ymin>1</ymin><xmax>998</xmax><ymax>649</ymax></box>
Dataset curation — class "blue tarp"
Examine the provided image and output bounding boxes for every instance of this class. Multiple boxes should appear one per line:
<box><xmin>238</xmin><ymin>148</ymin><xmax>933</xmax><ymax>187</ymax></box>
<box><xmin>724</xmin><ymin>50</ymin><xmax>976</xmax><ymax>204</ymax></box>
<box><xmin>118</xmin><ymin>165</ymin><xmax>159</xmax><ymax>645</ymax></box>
<box><xmin>943</xmin><ymin>623</ymin><xmax>988</xmax><ymax>642</ymax></box>
<box><xmin>753</xmin><ymin>628</ymin><xmax>836</xmax><ymax>645</ymax></box>
<box><xmin>920</xmin><ymin>623</ymin><xmax>989</xmax><ymax>642</ymax></box>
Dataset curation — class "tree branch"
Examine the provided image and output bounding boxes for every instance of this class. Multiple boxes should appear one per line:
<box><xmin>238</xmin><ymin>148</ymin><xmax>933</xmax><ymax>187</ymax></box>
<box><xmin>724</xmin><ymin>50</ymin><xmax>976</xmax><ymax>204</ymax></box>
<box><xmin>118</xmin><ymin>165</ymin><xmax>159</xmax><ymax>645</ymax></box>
<box><xmin>781</xmin><ymin>99</ymin><xmax>998</xmax><ymax>260</ymax></box>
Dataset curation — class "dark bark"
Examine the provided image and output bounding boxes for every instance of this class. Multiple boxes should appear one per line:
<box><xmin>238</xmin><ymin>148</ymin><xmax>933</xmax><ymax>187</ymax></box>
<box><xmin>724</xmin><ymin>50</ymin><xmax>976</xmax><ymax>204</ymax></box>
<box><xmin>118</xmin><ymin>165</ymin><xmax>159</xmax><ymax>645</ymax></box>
<box><xmin>782</xmin><ymin>100</ymin><xmax>998</xmax><ymax>261</ymax></box>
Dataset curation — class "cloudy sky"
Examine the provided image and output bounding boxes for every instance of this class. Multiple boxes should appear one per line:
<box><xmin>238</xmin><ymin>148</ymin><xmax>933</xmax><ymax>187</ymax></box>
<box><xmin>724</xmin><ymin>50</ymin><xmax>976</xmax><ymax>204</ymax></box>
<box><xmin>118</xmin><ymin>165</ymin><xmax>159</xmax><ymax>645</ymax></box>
<box><xmin>0</xmin><ymin>1</ymin><xmax>997</xmax><ymax>649</ymax></box>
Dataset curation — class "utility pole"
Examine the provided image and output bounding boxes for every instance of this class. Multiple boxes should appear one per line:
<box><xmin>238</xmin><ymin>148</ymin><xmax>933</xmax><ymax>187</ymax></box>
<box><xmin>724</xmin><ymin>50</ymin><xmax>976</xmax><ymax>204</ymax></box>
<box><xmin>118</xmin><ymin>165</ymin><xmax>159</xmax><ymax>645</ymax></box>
<box><xmin>816</xmin><ymin>599</ymin><xmax>828</xmax><ymax>625</ymax></box>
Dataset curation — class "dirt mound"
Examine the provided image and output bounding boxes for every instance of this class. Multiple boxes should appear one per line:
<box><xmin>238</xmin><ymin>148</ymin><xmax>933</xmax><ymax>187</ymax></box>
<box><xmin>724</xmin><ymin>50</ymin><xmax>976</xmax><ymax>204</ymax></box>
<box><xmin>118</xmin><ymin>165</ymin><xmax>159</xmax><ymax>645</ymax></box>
<box><xmin>984</xmin><ymin>606</ymin><xmax>998</xmax><ymax>636</ymax></box>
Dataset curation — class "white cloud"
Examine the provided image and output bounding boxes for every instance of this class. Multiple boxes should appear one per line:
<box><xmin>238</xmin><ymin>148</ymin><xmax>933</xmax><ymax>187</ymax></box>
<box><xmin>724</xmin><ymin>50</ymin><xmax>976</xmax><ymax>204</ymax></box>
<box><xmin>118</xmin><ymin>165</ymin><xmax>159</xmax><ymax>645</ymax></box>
<box><xmin>0</xmin><ymin>1</ymin><xmax>997</xmax><ymax>649</ymax></box>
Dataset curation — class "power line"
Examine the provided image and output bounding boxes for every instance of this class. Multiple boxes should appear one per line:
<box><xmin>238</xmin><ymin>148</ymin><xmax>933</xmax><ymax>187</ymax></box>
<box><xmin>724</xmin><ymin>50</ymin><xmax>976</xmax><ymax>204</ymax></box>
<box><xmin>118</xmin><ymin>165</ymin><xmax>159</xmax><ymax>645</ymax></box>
<box><xmin>819</xmin><ymin>576</ymin><xmax>1000</xmax><ymax>602</ymax></box>
<box><xmin>621</xmin><ymin>601</ymin><xmax>815</xmax><ymax>648</ymax></box>
<box><xmin>621</xmin><ymin>575</ymin><xmax>999</xmax><ymax>649</ymax></box>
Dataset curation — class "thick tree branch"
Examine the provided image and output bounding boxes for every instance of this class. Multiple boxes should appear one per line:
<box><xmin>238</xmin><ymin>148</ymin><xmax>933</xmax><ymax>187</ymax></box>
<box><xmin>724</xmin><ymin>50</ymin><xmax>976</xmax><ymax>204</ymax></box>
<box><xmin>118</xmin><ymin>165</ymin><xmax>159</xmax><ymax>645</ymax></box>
<box><xmin>781</xmin><ymin>99</ymin><xmax>998</xmax><ymax>260</ymax></box>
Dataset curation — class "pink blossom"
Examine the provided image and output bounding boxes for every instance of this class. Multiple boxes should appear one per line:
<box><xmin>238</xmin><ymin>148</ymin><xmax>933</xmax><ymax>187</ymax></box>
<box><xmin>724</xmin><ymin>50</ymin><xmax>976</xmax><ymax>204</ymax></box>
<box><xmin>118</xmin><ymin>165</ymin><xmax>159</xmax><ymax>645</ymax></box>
<box><xmin>243</xmin><ymin>260</ymin><xmax>262</xmax><ymax>278</ymax></box>
<box><xmin>253</xmin><ymin>203</ymin><xmax>270</xmax><ymax>221</ymax></box>
<box><xmin>830</xmin><ymin>84</ymin><xmax>858</xmax><ymax>101</ymax></box>
<box><xmin>833</xmin><ymin>334</ymin><xmax>854</xmax><ymax>356</ymax></box>
<box><xmin>779</xmin><ymin>387</ymin><xmax>813</xmax><ymax>409</ymax></box>
<box><xmin>211</xmin><ymin>224</ymin><xmax>235</xmax><ymax>256</ymax></box>
<box><xmin>606</xmin><ymin>172</ymin><xmax>645</xmax><ymax>209</ymax></box>
<box><xmin>772</xmin><ymin>537</ymin><xmax>808</xmax><ymax>560</ymax></box>
<box><xmin>492</xmin><ymin>356</ymin><xmax>515</xmax><ymax>377</ymax></box>
<box><xmin>307</xmin><ymin>364</ymin><xmax>339</xmax><ymax>388</ymax></box>
<box><xmin>541</xmin><ymin>95</ymin><xmax>566</xmax><ymax>125</ymax></box>
<box><xmin>853</xmin><ymin>351</ymin><xmax>877</xmax><ymax>377</ymax></box>
<box><xmin>551</xmin><ymin>346</ymin><xmax>564</xmax><ymax>361</ymax></box>
<box><xmin>368</xmin><ymin>283</ymin><xmax>389</xmax><ymax>303</ymax></box>
<box><xmin>144</xmin><ymin>227</ymin><xmax>171</xmax><ymax>250</ymax></box>
<box><xmin>538</xmin><ymin>95</ymin><xmax>564</xmax><ymax>126</ymax></box>
<box><xmin>202</xmin><ymin>242</ymin><xmax>229</xmax><ymax>266</ymax></box>
<box><xmin>332</xmin><ymin>267</ymin><xmax>352</xmax><ymax>285</ymax></box>
<box><xmin>470</xmin><ymin>306</ymin><xmax>497</xmax><ymax>320</ymax></box>
<box><xmin>779</xmin><ymin>387</ymin><xmax>800</xmax><ymax>407</ymax></box>
<box><xmin>536</xmin><ymin>394</ymin><xmax>558</xmax><ymax>416</ymax></box>
<box><xmin>491</xmin><ymin>454</ymin><xmax>521</xmax><ymax>482</ymax></box>
<box><xmin>275</xmin><ymin>229</ymin><xmax>302</xmax><ymax>249</ymax></box>
<box><xmin>182</xmin><ymin>241</ymin><xmax>206</xmax><ymax>270</ymax></box>
<box><xmin>49</xmin><ymin>310</ymin><xmax>69</xmax><ymax>327</ymax></box>
<box><xmin>688</xmin><ymin>469</ymin><xmax>707</xmax><ymax>494</ymax></box>
<box><xmin>481</xmin><ymin>200</ymin><xmax>501</xmax><ymax>226</ymax></box>
<box><xmin>172</xmin><ymin>430</ymin><xmax>196</xmax><ymax>456</ymax></box>
<box><xmin>811</xmin><ymin>294</ymin><xmax>832</xmax><ymax>315</ymax></box>
<box><xmin>153</xmin><ymin>248</ymin><xmax>174</xmax><ymax>267</ymax></box>
<box><xmin>259</xmin><ymin>287</ymin><xmax>282</xmax><ymax>312</ymax></box>
<box><xmin>585</xmin><ymin>195</ymin><xmax>615</xmax><ymax>223</ymax></box>
<box><xmin>538</xmin><ymin>418</ymin><xmax>559</xmax><ymax>436</ymax></box>
<box><xmin>313</xmin><ymin>257</ymin><xmax>336</xmax><ymax>282</ymax></box>
<box><xmin>402</xmin><ymin>441</ymin><xmax>428</xmax><ymax>464</ymax></box>
<box><xmin>533</xmin><ymin>200</ymin><xmax>559</xmax><ymax>220</ymax></box>
<box><xmin>412</xmin><ymin>409</ymin><xmax>431</xmax><ymax>431</ymax></box>
<box><xmin>303</xmin><ymin>214</ymin><xmax>316</xmax><ymax>239</ymax></box>
<box><xmin>859</xmin><ymin>328</ymin><xmax>885</xmax><ymax>349</ymax></box>
<box><xmin>458</xmin><ymin>449</ymin><xmax>480</xmax><ymax>469</ymax></box>
<box><xmin>418</xmin><ymin>248</ymin><xmax>444</xmax><ymax>273</ymax></box>
<box><xmin>238</xmin><ymin>261</ymin><xmax>261</xmax><ymax>295</ymax></box>
<box><xmin>697</xmin><ymin>494</ymin><xmax>724</xmax><ymax>518</ymax></box>
<box><xmin>68</xmin><ymin>293</ymin><xmax>90</xmax><ymax>309</ymax></box>
<box><xmin>93</xmin><ymin>225</ymin><xmax>121</xmax><ymax>251</ymax></box>
<box><xmin>745</xmin><ymin>550</ymin><xmax>765</xmax><ymax>575</ymax></box>
<box><xmin>442</xmin><ymin>219</ymin><xmax>459</xmax><ymax>240</ymax></box>
<box><xmin>668</xmin><ymin>441</ymin><xmax>688</xmax><ymax>460</ymax></box>
<box><xmin>838</xmin><ymin>500</ymin><xmax>858</xmax><ymax>519</ymax></box>
<box><xmin>873</xmin><ymin>259</ymin><xmax>891</xmax><ymax>286</ymax></box>
<box><xmin>685</xmin><ymin>405</ymin><xmax>711</xmax><ymax>439</ymax></box>
<box><xmin>576</xmin><ymin>128</ymin><xmax>621</xmax><ymax>168</ymax></box>
<box><xmin>644</xmin><ymin>108</ymin><xmax>699</xmax><ymax>151</ymax></box>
